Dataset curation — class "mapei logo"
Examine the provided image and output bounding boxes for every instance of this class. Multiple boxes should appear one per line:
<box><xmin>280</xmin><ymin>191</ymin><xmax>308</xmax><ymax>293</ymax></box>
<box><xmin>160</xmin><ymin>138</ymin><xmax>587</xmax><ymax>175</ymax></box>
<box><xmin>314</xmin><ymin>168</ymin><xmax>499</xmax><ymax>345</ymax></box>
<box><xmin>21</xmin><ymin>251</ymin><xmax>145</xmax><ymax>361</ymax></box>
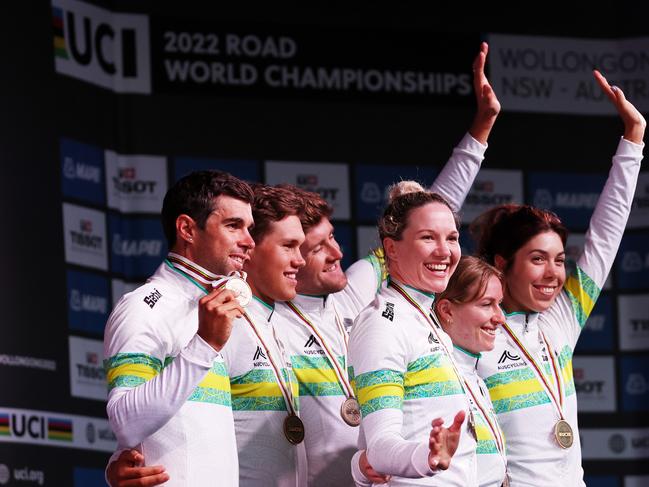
<box><xmin>360</xmin><ymin>182</ymin><xmax>381</xmax><ymax>204</ymax></box>
<box><xmin>533</xmin><ymin>189</ymin><xmax>554</xmax><ymax>209</ymax></box>
<box><xmin>112</xmin><ymin>234</ymin><xmax>162</xmax><ymax>257</ymax></box>
<box><xmin>63</xmin><ymin>156</ymin><xmax>101</xmax><ymax>183</ymax></box>
<box><xmin>0</xmin><ymin>413</ymin><xmax>72</xmax><ymax>442</ymax></box>
<box><xmin>626</xmin><ymin>373</ymin><xmax>648</xmax><ymax>395</ymax></box>
<box><xmin>52</xmin><ymin>0</ymin><xmax>151</xmax><ymax>93</ymax></box>
<box><xmin>69</xmin><ymin>289</ymin><xmax>107</xmax><ymax>314</ymax></box>
<box><xmin>622</xmin><ymin>251</ymin><xmax>647</xmax><ymax>273</ymax></box>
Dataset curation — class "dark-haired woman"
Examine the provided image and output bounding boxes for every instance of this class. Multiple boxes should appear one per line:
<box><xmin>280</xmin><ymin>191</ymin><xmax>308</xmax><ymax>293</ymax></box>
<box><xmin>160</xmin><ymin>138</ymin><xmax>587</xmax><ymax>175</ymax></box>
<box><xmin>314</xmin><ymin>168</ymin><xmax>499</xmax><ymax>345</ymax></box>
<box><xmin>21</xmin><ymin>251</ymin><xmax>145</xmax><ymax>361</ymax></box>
<box><xmin>472</xmin><ymin>71</ymin><xmax>645</xmax><ymax>486</ymax></box>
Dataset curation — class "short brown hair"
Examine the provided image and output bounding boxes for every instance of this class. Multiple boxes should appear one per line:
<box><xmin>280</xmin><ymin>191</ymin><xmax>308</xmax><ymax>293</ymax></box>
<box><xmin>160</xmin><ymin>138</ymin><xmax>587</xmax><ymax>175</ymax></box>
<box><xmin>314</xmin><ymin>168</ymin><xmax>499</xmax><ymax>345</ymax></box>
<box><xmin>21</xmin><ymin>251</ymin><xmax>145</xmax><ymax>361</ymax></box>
<box><xmin>436</xmin><ymin>256</ymin><xmax>503</xmax><ymax>306</ymax></box>
<box><xmin>283</xmin><ymin>185</ymin><xmax>333</xmax><ymax>232</ymax></box>
<box><xmin>250</xmin><ymin>184</ymin><xmax>305</xmax><ymax>243</ymax></box>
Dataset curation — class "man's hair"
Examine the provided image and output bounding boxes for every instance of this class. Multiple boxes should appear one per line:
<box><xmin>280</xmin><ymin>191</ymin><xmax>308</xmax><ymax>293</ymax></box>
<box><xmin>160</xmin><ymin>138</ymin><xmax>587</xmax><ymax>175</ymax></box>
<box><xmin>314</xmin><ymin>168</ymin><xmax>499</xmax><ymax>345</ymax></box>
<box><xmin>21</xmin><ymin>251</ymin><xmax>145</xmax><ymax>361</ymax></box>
<box><xmin>249</xmin><ymin>184</ymin><xmax>305</xmax><ymax>243</ymax></box>
<box><xmin>161</xmin><ymin>170</ymin><xmax>254</xmax><ymax>247</ymax></box>
<box><xmin>281</xmin><ymin>185</ymin><xmax>333</xmax><ymax>233</ymax></box>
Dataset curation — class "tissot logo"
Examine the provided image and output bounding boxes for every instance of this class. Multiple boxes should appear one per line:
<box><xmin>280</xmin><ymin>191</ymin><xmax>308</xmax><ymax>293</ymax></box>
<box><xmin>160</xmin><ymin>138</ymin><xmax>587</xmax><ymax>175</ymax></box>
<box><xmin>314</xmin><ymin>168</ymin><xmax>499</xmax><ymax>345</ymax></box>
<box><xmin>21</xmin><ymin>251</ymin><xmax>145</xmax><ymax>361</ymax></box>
<box><xmin>112</xmin><ymin>167</ymin><xmax>157</xmax><ymax>194</ymax></box>
<box><xmin>52</xmin><ymin>0</ymin><xmax>151</xmax><ymax>93</ymax></box>
<box><xmin>498</xmin><ymin>350</ymin><xmax>521</xmax><ymax>363</ymax></box>
<box><xmin>304</xmin><ymin>335</ymin><xmax>320</xmax><ymax>348</ymax></box>
<box><xmin>253</xmin><ymin>346</ymin><xmax>267</xmax><ymax>361</ymax></box>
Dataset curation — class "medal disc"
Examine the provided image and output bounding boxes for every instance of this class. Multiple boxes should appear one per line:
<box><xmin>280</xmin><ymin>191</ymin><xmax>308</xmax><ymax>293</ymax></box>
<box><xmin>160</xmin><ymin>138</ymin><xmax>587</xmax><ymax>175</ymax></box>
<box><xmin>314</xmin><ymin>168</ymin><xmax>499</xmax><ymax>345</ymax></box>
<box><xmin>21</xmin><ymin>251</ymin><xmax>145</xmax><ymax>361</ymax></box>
<box><xmin>283</xmin><ymin>414</ymin><xmax>305</xmax><ymax>445</ymax></box>
<box><xmin>340</xmin><ymin>397</ymin><xmax>361</xmax><ymax>427</ymax></box>
<box><xmin>224</xmin><ymin>277</ymin><xmax>252</xmax><ymax>307</ymax></box>
<box><xmin>554</xmin><ymin>419</ymin><xmax>573</xmax><ymax>449</ymax></box>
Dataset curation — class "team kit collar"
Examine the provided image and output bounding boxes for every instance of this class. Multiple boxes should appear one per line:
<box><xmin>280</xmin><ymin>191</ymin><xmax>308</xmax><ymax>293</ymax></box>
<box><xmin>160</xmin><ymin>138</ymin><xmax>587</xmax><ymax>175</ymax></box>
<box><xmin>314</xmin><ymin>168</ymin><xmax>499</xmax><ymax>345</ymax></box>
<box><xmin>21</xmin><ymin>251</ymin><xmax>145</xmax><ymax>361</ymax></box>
<box><xmin>292</xmin><ymin>293</ymin><xmax>328</xmax><ymax>313</ymax></box>
<box><xmin>453</xmin><ymin>345</ymin><xmax>481</xmax><ymax>373</ymax></box>
<box><xmin>503</xmin><ymin>309</ymin><xmax>540</xmax><ymax>335</ymax></box>
<box><xmin>249</xmin><ymin>295</ymin><xmax>275</xmax><ymax>322</ymax></box>
<box><xmin>388</xmin><ymin>277</ymin><xmax>436</xmax><ymax>311</ymax></box>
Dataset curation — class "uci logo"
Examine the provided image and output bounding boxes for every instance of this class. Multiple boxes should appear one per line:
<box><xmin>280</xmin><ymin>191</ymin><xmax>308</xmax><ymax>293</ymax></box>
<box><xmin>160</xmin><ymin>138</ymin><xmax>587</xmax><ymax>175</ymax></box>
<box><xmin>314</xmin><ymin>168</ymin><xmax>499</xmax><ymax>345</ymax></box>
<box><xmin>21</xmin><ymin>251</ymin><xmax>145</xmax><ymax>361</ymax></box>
<box><xmin>52</xmin><ymin>0</ymin><xmax>151</xmax><ymax>93</ymax></box>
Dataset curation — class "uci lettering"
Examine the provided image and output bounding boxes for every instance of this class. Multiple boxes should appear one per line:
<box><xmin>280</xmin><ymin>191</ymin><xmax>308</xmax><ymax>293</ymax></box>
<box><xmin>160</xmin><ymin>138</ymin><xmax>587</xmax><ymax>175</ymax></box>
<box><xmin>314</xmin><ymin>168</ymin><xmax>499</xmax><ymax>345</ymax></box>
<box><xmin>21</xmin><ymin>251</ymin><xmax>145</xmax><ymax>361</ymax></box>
<box><xmin>65</xmin><ymin>10</ymin><xmax>137</xmax><ymax>77</ymax></box>
<box><xmin>11</xmin><ymin>415</ymin><xmax>45</xmax><ymax>439</ymax></box>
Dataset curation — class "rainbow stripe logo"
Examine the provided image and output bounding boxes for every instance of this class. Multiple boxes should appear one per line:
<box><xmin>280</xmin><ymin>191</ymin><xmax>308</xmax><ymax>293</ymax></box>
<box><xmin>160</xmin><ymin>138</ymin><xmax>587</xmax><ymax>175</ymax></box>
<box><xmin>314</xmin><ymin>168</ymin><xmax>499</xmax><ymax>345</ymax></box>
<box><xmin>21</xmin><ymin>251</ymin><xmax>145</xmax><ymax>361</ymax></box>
<box><xmin>48</xmin><ymin>417</ymin><xmax>73</xmax><ymax>442</ymax></box>
<box><xmin>52</xmin><ymin>7</ymin><xmax>68</xmax><ymax>59</ymax></box>
<box><xmin>0</xmin><ymin>413</ymin><xmax>9</xmax><ymax>436</ymax></box>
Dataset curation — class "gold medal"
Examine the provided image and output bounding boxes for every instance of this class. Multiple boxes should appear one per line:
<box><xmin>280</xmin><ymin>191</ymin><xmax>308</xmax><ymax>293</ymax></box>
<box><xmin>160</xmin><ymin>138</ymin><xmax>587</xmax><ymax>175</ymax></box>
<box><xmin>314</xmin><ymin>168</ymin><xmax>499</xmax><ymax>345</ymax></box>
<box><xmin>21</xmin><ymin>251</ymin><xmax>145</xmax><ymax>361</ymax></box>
<box><xmin>340</xmin><ymin>397</ymin><xmax>361</xmax><ymax>427</ymax></box>
<box><xmin>283</xmin><ymin>414</ymin><xmax>305</xmax><ymax>445</ymax></box>
<box><xmin>554</xmin><ymin>419</ymin><xmax>573</xmax><ymax>449</ymax></box>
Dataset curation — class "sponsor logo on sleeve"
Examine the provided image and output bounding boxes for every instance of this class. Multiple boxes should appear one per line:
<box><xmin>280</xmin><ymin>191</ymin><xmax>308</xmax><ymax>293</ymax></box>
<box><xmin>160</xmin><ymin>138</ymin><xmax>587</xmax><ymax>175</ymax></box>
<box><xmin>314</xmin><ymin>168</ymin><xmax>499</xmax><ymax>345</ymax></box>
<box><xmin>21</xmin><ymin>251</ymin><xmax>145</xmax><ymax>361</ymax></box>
<box><xmin>62</xmin><ymin>203</ymin><xmax>108</xmax><ymax>271</ymax></box>
<box><xmin>52</xmin><ymin>0</ymin><xmax>151</xmax><ymax>93</ymax></box>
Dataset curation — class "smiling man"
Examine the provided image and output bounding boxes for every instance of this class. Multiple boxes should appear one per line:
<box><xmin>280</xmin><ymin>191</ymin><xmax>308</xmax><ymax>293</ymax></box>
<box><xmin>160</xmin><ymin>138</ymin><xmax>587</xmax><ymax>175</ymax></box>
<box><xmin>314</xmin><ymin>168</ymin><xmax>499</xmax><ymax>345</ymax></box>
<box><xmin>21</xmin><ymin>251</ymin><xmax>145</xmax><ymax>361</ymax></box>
<box><xmin>103</xmin><ymin>171</ymin><xmax>255</xmax><ymax>486</ymax></box>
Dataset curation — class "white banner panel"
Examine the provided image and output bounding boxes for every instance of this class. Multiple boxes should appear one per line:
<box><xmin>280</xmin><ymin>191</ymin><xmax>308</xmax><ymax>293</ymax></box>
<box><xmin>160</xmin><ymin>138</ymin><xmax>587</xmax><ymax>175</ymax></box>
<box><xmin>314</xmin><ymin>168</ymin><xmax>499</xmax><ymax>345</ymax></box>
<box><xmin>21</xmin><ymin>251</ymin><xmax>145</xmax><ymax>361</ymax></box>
<box><xmin>573</xmin><ymin>356</ymin><xmax>616</xmax><ymax>412</ymax></box>
<box><xmin>618</xmin><ymin>294</ymin><xmax>649</xmax><ymax>351</ymax></box>
<box><xmin>461</xmin><ymin>169</ymin><xmax>523</xmax><ymax>224</ymax></box>
<box><xmin>62</xmin><ymin>203</ymin><xmax>108</xmax><ymax>271</ymax></box>
<box><xmin>265</xmin><ymin>161</ymin><xmax>350</xmax><ymax>220</ymax></box>
<box><xmin>488</xmin><ymin>34</ymin><xmax>649</xmax><ymax>115</ymax></box>
<box><xmin>105</xmin><ymin>151</ymin><xmax>167</xmax><ymax>213</ymax></box>
<box><xmin>581</xmin><ymin>427</ymin><xmax>649</xmax><ymax>459</ymax></box>
<box><xmin>356</xmin><ymin>226</ymin><xmax>380</xmax><ymax>259</ymax></box>
<box><xmin>68</xmin><ymin>336</ymin><xmax>107</xmax><ymax>401</ymax></box>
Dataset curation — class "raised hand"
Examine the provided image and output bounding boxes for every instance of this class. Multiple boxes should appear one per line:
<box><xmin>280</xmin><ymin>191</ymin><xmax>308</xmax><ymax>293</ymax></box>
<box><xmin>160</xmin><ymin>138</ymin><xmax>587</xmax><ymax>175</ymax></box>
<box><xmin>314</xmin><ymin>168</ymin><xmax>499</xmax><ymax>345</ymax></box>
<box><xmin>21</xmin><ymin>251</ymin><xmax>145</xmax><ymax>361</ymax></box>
<box><xmin>594</xmin><ymin>69</ymin><xmax>646</xmax><ymax>144</ymax></box>
<box><xmin>470</xmin><ymin>42</ymin><xmax>501</xmax><ymax>144</ymax></box>
<box><xmin>428</xmin><ymin>410</ymin><xmax>466</xmax><ymax>471</ymax></box>
<box><xmin>107</xmin><ymin>449</ymin><xmax>169</xmax><ymax>487</ymax></box>
<box><xmin>197</xmin><ymin>287</ymin><xmax>244</xmax><ymax>351</ymax></box>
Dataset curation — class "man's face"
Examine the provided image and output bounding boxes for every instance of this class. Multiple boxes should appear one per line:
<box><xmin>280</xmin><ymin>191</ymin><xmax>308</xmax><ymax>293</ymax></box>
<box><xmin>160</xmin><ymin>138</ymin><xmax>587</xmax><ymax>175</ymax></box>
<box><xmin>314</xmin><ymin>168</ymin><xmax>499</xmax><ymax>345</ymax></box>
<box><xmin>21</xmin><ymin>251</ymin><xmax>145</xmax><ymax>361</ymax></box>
<box><xmin>296</xmin><ymin>217</ymin><xmax>348</xmax><ymax>296</ymax></box>
<box><xmin>190</xmin><ymin>195</ymin><xmax>255</xmax><ymax>276</ymax></box>
<box><xmin>245</xmin><ymin>215</ymin><xmax>306</xmax><ymax>304</ymax></box>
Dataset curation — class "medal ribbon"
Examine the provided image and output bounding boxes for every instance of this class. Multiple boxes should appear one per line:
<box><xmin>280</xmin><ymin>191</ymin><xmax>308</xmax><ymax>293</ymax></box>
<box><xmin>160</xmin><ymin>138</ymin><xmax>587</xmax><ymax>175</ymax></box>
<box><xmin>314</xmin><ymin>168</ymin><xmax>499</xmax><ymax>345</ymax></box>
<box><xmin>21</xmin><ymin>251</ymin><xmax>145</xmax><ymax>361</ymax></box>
<box><xmin>388</xmin><ymin>281</ymin><xmax>468</xmax><ymax>397</ymax></box>
<box><xmin>166</xmin><ymin>252</ymin><xmax>220</xmax><ymax>286</ymax></box>
<box><xmin>500</xmin><ymin>322</ymin><xmax>565</xmax><ymax>420</ymax></box>
<box><xmin>461</xmin><ymin>377</ymin><xmax>506</xmax><ymax>459</ymax></box>
<box><xmin>285</xmin><ymin>301</ymin><xmax>355</xmax><ymax>399</ymax></box>
<box><xmin>241</xmin><ymin>311</ymin><xmax>298</xmax><ymax>416</ymax></box>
